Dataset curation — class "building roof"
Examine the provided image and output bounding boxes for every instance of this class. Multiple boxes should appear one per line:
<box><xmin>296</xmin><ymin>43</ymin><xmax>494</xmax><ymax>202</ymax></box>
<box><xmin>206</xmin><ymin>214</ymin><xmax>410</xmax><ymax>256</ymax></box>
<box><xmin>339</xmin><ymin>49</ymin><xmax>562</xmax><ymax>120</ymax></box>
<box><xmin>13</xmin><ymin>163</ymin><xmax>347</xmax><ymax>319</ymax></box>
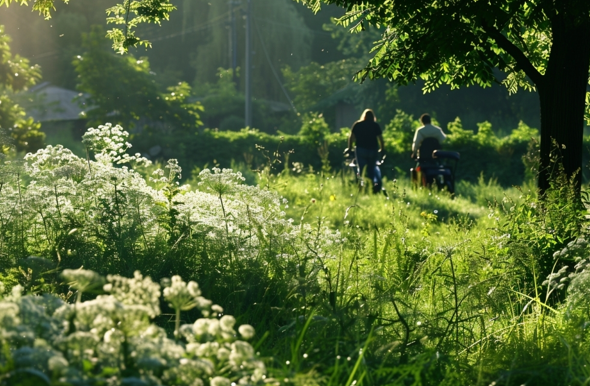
<box><xmin>21</xmin><ymin>82</ymin><xmax>91</xmax><ymax>122</ymax></box>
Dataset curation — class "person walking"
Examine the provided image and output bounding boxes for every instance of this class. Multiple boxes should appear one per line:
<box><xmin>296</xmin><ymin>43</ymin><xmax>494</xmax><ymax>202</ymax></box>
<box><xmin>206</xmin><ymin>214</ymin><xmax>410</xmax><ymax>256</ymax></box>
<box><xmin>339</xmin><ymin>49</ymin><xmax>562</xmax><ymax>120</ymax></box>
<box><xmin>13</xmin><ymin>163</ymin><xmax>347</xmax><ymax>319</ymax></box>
<box><xmin>347</xmin><ymin>109</ymin><xmax>385</xmax><ymax>192</ymax></box>
<box><xmin>410</xmin><ymin>113</ymin><xmax>447</xmax><ymax>187</ymax></box>
<box><xmin>411</xmin><ymin>113</ymin><xmax>446</xmax><ymax>160</ymax></box>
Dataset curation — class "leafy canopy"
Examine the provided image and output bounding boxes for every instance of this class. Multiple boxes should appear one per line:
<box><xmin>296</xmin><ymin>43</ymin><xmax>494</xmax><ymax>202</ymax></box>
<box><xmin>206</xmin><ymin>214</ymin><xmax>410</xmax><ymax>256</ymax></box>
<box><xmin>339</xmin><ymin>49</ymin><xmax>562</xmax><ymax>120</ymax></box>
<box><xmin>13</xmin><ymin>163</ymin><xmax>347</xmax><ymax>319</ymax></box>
<box><xmin>0</xmin><ymin>0</ymin><xmax>175</xmax><ymax>53</ymax></box>
<box><xmin>297</xmin><ymin>0</ymin><xmax>557</xmax><ymax>94</ymax></box>
<box><xmin>283</xmin><ymin>59</ymin><xmax>364</xmax><ymax>111</ymax></box>
<box><xmin>0</xmin><ymin>25</ymin><xmax>44</xmax><ymax>153</ymax></box>
<box><xmin>74</xmin><ymin>27</ymin><xmax>202</xmax><ymax>132</ymax></box>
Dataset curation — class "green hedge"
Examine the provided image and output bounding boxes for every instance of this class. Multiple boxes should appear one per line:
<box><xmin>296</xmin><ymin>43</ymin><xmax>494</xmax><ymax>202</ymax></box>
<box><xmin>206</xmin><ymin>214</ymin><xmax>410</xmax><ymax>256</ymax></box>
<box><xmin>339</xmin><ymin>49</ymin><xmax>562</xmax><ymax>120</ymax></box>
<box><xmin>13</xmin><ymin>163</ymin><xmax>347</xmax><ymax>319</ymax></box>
<box><xmin>132</xmin><ymin>113</ymin><xmax>590</xmax><ymax>187</ymax></box>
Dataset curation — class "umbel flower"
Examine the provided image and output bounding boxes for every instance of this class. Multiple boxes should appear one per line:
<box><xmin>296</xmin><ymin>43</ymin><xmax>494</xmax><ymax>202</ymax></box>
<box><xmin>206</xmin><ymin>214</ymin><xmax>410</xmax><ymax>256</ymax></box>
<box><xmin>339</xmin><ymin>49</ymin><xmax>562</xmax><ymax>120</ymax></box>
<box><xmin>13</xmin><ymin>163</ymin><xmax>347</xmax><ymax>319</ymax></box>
<box><xmin>0</xmin><ymin>270</ymin><xmax>266</xmax><ymax>386</ymax></box>
<box><xmin>163</xmin><ymin>275</ymin><xmax>214</xmax><ymax>337</ymax></box>
<box><xmin>62</xmin><ymin>269</ymin><xmax>105</xmax><ymax>302</ymax></box>
<box><xmin>163</xmin><ymin>275</ymin><xmax>206</xmax><ymax>311</ymax></box>
<box><xmin>2</xmin><ymin>123</ymin><xmax>348</xmax><ymax>281</ymax></box>
<box><xmin>82</xmin><ymin>123</ymin><xmax>147</xmax><ymax>165</ymax></box>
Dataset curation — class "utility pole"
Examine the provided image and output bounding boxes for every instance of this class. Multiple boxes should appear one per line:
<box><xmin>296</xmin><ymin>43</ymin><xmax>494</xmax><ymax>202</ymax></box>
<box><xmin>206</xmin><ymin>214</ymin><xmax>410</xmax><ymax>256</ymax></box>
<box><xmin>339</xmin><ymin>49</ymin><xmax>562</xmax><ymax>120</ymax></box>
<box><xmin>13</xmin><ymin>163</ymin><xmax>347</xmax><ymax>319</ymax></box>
<box><xmin>229</xmin><ymin>0</ymin><xmax>239</xmax><ymax>85</ymax></box>
<box><xmin>245</xmin><ymin>0</ymin><xmax>252</xmax><ymax>128</ymax></box>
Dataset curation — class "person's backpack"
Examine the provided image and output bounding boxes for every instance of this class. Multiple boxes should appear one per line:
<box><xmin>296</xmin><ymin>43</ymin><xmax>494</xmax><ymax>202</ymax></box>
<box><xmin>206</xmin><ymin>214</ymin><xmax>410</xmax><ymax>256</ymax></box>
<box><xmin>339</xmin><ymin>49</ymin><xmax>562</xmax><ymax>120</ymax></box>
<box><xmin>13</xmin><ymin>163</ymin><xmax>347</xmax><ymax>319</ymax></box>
<box><xmin>418</xmin><ymin>137</ymin><xmax>441</xmax><ymax>161</ymax></box>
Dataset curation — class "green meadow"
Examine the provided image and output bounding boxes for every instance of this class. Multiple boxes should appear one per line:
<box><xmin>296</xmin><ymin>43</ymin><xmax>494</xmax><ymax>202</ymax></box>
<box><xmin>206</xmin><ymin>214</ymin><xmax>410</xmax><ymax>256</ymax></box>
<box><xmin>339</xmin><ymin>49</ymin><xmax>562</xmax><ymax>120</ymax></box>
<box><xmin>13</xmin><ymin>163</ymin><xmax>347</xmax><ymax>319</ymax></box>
<box><xmin>1</xmin><ymin>124</ymin><xmax>589</xmax><ymax>385</ymax></box>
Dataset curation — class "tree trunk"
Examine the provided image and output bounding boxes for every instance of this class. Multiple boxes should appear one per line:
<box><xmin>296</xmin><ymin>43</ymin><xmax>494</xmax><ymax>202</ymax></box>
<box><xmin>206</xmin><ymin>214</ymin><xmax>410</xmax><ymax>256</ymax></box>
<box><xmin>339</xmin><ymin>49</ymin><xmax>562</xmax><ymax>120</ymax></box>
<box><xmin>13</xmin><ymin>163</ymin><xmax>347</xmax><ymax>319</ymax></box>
<box><xmin>537</xmin><ymin>19</ymin><xmax>590</xmax><ymax>194</ymax></box>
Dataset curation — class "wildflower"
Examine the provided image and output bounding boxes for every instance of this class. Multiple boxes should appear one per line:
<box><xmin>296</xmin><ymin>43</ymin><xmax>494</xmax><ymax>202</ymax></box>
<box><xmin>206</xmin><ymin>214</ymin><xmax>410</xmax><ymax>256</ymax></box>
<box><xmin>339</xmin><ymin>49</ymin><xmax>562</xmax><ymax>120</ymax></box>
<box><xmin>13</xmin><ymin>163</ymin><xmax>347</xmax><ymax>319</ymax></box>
<box><xmin>229</xmin><ymin>341</ymin><xmax>255</xmax><ymax>368</ymax></box>
<box><xmin>0</xmin><ymin>302</ymin><xmax>20</xmax><ymax>327</ymax></box>
<box><xmin>62</xmin><ymin>269</ymin><xmax>105</xmax><ymax>297</ymax></box>
<box><xmin>165</xmin><ymin>158</ymin><xmax>182</xmax><ymax>180</ymax></box>
<box><xmin>198</xmin><ymin>168</ymin><xmax>245</xmax><ymax>196</ymax></box>
<box><xmin>217</xmin><ymin>347</ymin><xmax>230</xmax><ymax>361</ymax></box>
<box><xmin>195</xmin><ymin>341</ymin><xmax>220</xmax><ymax>357</ymax></box>
<box><xmin>238</xmin><ymin>324</ymin><xmax>255</xmax><ymax>340</ymax></box>
<box><xmin>193</xmin><ymin>319</ymin><xmax>218</xmax><ymax>339</ymax></box>
<box><xmin>104</xmin><ymin>271</ymin><xmax>161</xmax><ymax>318</ymax></box>
<box><xmin>210</xmin><ymin>376</ymin><xmax>231</xmax><ymax>386</ymax></box>
<box><xmin>220</xmin><ymin>315</ymin><xmax>236</xmax><ymax>332</ymax></box>
<box><xmin>163</xmin><ymin>276</ymin><xmax>202</xmax><ymax>311</ymax></box>
<box><xmin>48</xmin><ymin>356</ymin><xmax>69</xmax><ymax>372</ymax></box>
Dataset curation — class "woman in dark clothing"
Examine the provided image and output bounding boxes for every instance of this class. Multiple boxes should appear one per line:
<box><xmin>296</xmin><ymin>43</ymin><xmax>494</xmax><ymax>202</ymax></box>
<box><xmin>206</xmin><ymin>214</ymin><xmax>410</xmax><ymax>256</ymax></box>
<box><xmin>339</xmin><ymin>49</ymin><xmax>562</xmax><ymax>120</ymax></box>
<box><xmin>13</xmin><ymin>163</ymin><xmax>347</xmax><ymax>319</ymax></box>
<box><xmin>347</xmin><ymin>109</ymin><xmax>385</xmax><ymax>191</ymax></box>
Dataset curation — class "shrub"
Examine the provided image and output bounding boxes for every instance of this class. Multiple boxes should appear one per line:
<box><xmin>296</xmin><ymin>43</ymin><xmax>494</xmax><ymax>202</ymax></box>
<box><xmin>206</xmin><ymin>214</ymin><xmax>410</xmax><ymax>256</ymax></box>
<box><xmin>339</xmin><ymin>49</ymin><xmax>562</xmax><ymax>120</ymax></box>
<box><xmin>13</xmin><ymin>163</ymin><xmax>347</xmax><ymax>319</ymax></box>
<box><xmin>298</xmin><ymin>113</ymin><xmax>331</xmax><ymax>147</ymax></box>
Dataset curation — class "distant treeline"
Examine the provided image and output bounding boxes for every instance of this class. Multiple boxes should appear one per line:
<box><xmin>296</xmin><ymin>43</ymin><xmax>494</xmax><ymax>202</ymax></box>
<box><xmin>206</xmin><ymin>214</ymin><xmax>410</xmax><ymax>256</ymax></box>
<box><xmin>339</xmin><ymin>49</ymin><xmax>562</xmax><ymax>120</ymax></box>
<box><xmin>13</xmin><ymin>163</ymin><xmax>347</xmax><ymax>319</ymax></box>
<box><xmin>2</xmin><ymin>0</ymin><xmax>542</xmax><ymax>136</ymax></box>
<box><xmin>131</xmin><ymin>110</ymin><xmax>590</xmax><ymax>187</ymax></box>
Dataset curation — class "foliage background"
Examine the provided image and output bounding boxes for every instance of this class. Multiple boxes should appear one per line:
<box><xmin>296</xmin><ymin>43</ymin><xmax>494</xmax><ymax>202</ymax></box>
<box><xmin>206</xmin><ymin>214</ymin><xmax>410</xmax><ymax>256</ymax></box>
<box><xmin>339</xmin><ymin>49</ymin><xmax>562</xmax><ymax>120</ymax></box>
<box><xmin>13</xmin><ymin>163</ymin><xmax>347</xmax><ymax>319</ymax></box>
<box><xmin>130</xmin><ymin>111</ymin><xmax>588</xmax><ymax>188</ymax></box>
<box><xmin>0</xmin><ymin>0</ymin><xmax>545</xmax><ymax>135</ymax></box>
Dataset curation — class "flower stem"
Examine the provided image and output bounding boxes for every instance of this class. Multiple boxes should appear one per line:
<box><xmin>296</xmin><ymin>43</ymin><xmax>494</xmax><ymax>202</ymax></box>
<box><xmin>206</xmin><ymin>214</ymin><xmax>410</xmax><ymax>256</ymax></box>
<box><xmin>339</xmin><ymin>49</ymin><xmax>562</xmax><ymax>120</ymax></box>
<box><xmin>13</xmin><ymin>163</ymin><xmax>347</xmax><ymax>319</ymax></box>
<box><xmin>174</xmin><ymin>308</ymin><xmax>181</xmax><ymax>339</ymax></box>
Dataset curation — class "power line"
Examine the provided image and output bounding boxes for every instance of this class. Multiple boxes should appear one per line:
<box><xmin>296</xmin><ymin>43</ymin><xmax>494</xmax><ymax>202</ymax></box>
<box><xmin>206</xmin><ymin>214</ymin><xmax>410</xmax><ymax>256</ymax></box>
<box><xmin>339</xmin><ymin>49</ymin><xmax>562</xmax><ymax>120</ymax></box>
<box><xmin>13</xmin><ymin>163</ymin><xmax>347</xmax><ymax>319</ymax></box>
<box><xmin>145</xmin><ymin>11</ymin><xmax>231</xmax><ymax>42</ymax></box>
<box><xmin>254</xmin><ymin>17</ymin><xmax>333</xmax><ymax>37</ymax></box>
<box><xmin>30</xmin><ymin>11</ymin><xmax>232</xmax><ymax>60</ymax></box>
<box><xmin>253</xmin><ymin>19</ymin><xmax>298</xmax><ymax>114</ymax></box>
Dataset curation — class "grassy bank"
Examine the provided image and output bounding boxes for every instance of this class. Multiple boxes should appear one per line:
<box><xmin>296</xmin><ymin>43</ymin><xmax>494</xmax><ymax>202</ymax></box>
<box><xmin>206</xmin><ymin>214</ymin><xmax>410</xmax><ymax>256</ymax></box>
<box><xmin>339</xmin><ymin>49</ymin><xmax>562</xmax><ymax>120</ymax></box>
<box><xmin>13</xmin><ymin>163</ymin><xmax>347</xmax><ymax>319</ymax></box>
<box><xmin>1</xmin><ymin>124</ymin><xmax>589</xmax><ymax>385</ymax></box>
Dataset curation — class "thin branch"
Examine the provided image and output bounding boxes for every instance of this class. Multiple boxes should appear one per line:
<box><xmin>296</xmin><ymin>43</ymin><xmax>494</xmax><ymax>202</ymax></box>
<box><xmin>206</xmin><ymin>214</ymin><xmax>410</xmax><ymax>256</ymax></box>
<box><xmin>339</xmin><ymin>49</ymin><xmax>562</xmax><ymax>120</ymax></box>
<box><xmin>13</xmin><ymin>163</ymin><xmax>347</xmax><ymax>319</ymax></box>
<box><xmin>124</xmin><ymin>0</ymin><xmax>132</xmax><ymax>40</ymax></box>
<box><xmin>481</xmin><ymin>21</ymin><xmax>544</xmax><ymax>86</ymax></box>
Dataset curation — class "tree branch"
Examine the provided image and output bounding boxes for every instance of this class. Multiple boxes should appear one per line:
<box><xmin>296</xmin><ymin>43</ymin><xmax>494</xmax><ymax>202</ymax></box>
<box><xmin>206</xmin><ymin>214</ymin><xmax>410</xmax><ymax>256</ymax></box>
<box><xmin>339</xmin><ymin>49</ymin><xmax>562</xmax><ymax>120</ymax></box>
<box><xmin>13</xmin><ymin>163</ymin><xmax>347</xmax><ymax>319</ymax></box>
<box><xmin>481</xmin><ymin>22</ymin><xmax>544</xmax><ymax>86</ymax></box>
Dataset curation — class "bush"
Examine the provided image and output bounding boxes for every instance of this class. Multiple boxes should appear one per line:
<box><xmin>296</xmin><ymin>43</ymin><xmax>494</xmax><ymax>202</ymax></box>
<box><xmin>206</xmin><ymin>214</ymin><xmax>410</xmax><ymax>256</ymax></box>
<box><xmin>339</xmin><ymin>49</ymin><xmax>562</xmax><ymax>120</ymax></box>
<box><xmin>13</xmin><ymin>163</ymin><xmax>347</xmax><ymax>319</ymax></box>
<box><xmin>298</xmin><ymin>113</ymin><xmax>331</xmax><ymax>146</ymax></box>
<box><xmin>143</xmin><ymin>111</ymin><xmax>542</xmax><ymax>186</ymax></box>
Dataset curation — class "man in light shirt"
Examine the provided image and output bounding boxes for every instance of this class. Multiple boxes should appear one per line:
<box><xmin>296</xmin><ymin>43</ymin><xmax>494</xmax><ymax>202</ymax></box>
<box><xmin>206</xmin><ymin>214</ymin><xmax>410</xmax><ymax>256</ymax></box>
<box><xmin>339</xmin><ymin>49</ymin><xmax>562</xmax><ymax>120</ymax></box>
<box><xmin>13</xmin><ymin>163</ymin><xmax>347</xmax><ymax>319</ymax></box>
<box><xmin>411</xmin><ymin>113</ymin><xmax>446</xmax><ymax>159</ymax></box>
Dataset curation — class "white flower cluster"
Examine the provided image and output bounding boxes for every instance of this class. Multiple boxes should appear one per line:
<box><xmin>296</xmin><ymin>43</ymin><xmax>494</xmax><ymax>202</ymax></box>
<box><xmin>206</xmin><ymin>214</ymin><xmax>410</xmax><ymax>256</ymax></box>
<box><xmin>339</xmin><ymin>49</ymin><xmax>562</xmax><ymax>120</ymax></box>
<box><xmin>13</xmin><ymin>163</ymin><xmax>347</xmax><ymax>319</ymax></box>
<box><xmin>198</xmin><ymin>168</ymin><xmax>246</xmax><ymax>196</ymax></box>
<box><xmin>150</xmin><ymin>159</ymin><xmax>184</xmax><ymax>185</ymax></box>
<box><xmin>105</xmin><ymin>270</ymin><xmax>161</xmax><ymax>318</ymax></box>
<box><xmin>176</xmin><ymin>167</ymin><xmax>303</xmax><ymax>255</ymax></box>
<box><xmin>82</xmin><ymin>123</ymin><xmax>149</xmax><ymax>165</ymax></box>
<box><xmin>180</xmin><ymin>313</ymin><xmax>264</xmax><ymax>386</ymax></box>
<box><xmin>1</xmin><ymin>124</ymin><xmax>349</xmax><ymax>302</ymax></box>
<box><xmin>24</xmin><ymin>144</ymin><xmax>87</xmax><ymax>181</ymax></box>
<box><xmin>163</xmin><ymin>275</ymin><xmax>212</xmax><ymax>313</ymax></box>
<box><xmin>545</xmin><ymin>238</ymin><xmax>590</xmax><ymax>310</ymax></box>
<box><xmin>0</xmin><ymin>270</ymin><xmax>265</xmax><ymax>385</ymax></box>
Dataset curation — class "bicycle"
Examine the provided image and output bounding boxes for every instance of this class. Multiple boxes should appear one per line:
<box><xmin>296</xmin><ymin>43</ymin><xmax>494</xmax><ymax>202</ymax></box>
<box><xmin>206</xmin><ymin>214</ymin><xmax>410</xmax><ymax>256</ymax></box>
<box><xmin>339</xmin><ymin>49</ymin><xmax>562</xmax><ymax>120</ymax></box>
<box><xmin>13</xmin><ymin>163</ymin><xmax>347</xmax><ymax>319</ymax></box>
<box><xmin>410</xmin><ymin>138</ymin><xmax>460</xmax><ymax>194</ymax></box>
<box><xmin>344</xmin><ymin>148</ymin><xmax>388</xmax><ymax>196</ymax></box>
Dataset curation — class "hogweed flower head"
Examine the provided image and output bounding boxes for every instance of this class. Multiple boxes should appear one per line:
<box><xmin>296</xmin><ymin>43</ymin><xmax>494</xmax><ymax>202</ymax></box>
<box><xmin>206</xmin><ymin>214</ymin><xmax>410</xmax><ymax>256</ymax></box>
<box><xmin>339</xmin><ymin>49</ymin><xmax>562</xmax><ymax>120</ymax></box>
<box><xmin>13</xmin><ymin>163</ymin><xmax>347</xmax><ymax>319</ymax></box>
<box><xmin>163</xmin><ymin>276</ymin><xmax>211</xmax><ymax>338</ymax></box>
<box><xmin>104</xmin><ymin>271</ymin><xmax>161</xmax><ymax>318</ymax></box>
<box><xmin>198</xmin><ymin>168</ymin><xmax>245</xmax><ymax>196</ymax></box>
<box><xmin>210</xmin><ymin>376</ymin><xmax>231</xmax><ymax>386</ymax></box>
<box><xmin>61</xmin><ymin>269</ymin><xmax>105</xmax><ymax>301</ymax></box>
<box><xmin>238</xmin><ymin>324</ymin><xmax>255</xmax><ymax>340</ymax></box>
<box><xmin>82</xmin><ymin>123</ymin><xmax>149</xmax><ymax>166</ymax></box>
<box><xmin>163</xmin><ymin>276</ymin><xmax>203</xmax><ymax>312</ymax></box>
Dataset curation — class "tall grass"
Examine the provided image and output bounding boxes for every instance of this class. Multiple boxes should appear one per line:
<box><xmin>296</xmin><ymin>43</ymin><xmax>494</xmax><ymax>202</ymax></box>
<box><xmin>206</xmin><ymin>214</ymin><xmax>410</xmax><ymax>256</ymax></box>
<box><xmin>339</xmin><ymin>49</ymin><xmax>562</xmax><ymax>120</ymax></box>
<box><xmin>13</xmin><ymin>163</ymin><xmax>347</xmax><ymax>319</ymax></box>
<box><xmin>1</xmin><ymin>125</ymin><xmax>590</xmax><ymax>385</ymax></box>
